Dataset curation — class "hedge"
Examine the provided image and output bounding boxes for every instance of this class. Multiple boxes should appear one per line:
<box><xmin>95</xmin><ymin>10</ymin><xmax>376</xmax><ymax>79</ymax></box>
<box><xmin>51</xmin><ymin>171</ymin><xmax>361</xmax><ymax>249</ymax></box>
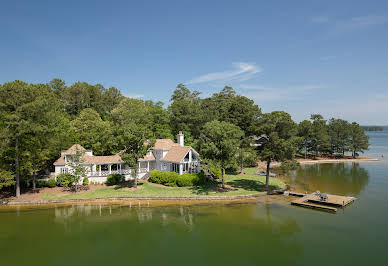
<box><xmin>148</xmin><ymin>170</ymin><xmax>205</xmax><ymax>187</ymax></box>
<box><xmin>36</xmin><ymin>178</ymin><xmax>57</xmax><ymax>188</ymax></box>
<box><xmin>106</xmin><ymin>174</ymin><xmax>125</xmax><ymax>186</ymax></box>
<box><xmin>56</xmin><ymin>173</ymin><xmax>76</xmax><ymax>187</ymax></box>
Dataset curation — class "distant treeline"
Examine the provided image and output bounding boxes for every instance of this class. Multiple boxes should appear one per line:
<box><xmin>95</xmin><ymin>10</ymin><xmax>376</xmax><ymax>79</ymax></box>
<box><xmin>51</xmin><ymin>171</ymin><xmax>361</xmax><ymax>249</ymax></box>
<box><xmin>361</xmin><ymin>126</ymin><xmax>385</xmax><ymax>131</ymax></box>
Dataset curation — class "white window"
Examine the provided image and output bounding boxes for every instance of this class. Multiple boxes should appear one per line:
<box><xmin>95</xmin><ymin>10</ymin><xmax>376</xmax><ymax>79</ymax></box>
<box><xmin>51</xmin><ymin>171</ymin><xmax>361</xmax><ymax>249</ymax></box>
<box><xmin>60</xmin><ymin>168</ymin><xmax>68</xmax><ymax>174</ymax></box>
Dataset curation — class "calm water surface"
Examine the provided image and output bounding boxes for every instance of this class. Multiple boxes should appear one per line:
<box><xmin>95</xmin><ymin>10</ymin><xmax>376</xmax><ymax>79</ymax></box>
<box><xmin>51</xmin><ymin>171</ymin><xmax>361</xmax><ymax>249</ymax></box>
<box><xmin>1</xmin><ymin>131</ymin><xmax>387</xmax><ymax>266</ymax></box>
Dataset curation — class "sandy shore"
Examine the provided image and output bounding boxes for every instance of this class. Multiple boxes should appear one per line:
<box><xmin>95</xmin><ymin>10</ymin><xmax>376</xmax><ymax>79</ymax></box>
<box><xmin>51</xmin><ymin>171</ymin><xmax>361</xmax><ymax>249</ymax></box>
<box><xmin>297</xmin><ymin>157</ymin><xmax>379</xmax><ymax>164</ymax></box>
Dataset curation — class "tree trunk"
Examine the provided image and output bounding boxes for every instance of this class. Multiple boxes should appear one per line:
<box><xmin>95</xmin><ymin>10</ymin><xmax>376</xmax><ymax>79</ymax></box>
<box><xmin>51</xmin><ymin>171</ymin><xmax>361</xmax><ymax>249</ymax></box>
<box><xmin>265</xmin><ymin>160</ymin><xmax>271</xmax><ymax>189</ymax></box>
<box><xmin>305</xmin><ymin>145</ymin><xmax>307</xmax><ymax>159</ymax></box>
<box><xmin>15</xmin><ymin>137</ymin><xmax>20</xmax><ymax>197</ymax></box>
<box><xmin>133</xmin><ymin>166</ymin><xmax>138</xmax><ymax>188</ymax></box>
<box><xmin>32</xmin><ymin>172</ymin><xmax>36</xmax><ymax>190</ymax></box>
<box><xmin>240</xmin><ymin>150</ymin><xmax>243</xmax><ymax>174</ymax></box>
<box><xmin>221</xmin><ymin>168</ymin><xmax>225</xmax><ymax>189</ymax></box>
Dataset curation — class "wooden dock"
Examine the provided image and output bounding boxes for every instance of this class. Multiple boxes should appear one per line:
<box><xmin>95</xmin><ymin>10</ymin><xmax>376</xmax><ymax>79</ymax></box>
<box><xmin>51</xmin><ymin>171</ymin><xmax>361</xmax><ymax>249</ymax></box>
<box><xmin>288</xmin><ymin>192</ymin><xmax>356</xmax><ymax>212</ymax></box>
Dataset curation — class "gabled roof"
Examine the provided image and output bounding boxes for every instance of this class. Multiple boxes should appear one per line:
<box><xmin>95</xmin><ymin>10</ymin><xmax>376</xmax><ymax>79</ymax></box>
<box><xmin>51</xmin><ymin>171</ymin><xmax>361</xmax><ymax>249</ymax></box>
<box><xmin>138</xmin><ymin>154</ymin><xmax>156</xmax><ymax>161</ymax></box>
<box><xmin>62</xmin><ymin>144</ymin><xmax>86</xmax><ymax>154</ymax></box>
<box><xmin>83</xmin><ymin>154</ymin><xmax>124</xmax><ymax>164</ymax></box>
<box><xmin>153</xmin><ymin>139</ymin><xmax>175</xmax><ymax>150</ymax></box>
<box><xmin>54</xmin><ymin>144</ymin><xmax>124</xmax><ymax>165</ymax></box>
<box><xmin>160</xmin><ymin>145</ymin><xmax>194</xmax><ymax>163</ymax></box>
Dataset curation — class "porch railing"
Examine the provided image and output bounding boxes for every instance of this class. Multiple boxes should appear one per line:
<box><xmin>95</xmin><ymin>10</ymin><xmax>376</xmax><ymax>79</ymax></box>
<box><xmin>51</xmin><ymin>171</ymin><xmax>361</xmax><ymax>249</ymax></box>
<box><xmin>88</xmin><ymin>169</ymin><xmax>132</xmax><ymax>177</ymax></box>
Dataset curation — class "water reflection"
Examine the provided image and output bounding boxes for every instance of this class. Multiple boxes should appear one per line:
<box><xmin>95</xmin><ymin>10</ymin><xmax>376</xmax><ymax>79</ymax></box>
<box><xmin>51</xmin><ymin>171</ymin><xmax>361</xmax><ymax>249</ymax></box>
<box><xmin>53</xmin><ymin>203</ymin><xmax>198</xmax><ymax>231</ymax></box>
<box><xmin>286</xmin><ymin>163</ymin><xmax>369</xmax><ymax>196</ymax></box>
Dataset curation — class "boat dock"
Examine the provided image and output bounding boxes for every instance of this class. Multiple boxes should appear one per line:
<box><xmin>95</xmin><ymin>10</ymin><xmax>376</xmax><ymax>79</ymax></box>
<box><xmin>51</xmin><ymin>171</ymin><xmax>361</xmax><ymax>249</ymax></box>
<box><xmin>286</xmin><ymin>192</ymin><xmax>356</xmax><ymax>212</ymax></box>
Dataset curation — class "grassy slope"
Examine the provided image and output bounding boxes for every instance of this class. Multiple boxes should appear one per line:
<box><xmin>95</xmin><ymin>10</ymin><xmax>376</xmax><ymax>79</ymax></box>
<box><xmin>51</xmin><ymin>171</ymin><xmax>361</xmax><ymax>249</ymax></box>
<box><xmin>42</xmin><ymin>168</ymin><xmax>285</xmax><ymax>200</ymax></box>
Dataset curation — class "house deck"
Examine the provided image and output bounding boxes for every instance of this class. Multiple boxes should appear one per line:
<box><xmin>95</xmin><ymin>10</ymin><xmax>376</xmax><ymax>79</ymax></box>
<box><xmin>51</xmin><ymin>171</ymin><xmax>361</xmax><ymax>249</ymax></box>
<box><xmin>288</xmin><ymin>192</ymin><xmax>356</xmax><ymax>212</ymax></box>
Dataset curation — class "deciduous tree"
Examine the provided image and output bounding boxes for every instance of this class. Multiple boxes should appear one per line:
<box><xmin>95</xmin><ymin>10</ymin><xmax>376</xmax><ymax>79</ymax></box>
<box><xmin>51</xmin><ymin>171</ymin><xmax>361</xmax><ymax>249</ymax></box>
<box><xmin>255</xmin><ymin>111</ymin><xmax>297</xmax><ymax>189</ymax></box>
<box><xmin>200</xmin><ymin>120</ymin><xmax>244</xmax><ymax>188</ymax></box>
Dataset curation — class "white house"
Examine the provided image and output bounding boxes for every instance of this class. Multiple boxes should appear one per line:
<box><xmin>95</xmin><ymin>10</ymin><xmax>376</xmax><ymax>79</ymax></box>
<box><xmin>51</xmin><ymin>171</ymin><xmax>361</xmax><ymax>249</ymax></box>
<box><xmin>138</xmin><ymin>132</ymin><xmax>201</xmax><ymax>175</ymax></box>
<box><xmin>53</xmin><ymin>132</ymin><xmax>201</xmax><ymax>183</ymax></box>
<box><xmin>53</xmin><ymin>144</ymin><xmax>134</xmax><ymax>183</ymax></box>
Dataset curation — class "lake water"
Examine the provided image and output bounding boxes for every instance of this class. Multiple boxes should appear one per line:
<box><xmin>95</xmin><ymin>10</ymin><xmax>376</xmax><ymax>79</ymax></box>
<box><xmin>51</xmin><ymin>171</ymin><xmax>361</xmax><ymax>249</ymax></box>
<box><xmin>1</xmin><ymin>131</ymin><xmax>387</xmax><ymax>266</ymax></box>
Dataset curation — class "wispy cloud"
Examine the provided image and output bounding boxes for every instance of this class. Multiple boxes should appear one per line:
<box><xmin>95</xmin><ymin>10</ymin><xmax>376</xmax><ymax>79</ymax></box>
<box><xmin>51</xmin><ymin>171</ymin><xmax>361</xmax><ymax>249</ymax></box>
<box><xmin>187</xmin><ymin>62</ymin><xmax>262</xmax><ymax>84</ymax></box>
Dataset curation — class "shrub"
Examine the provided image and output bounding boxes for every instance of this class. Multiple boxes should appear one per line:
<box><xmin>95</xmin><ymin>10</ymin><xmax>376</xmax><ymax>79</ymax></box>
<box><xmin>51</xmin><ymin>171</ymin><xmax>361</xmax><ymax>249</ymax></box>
<box><xmin>149</xmin><ymin>170</ymin><xmax>178</xmax><ymax>186</ymax></box>
<box><xmin>243</xmin><ymin>152</ymin><xmax>259</xmax><ymax>168</ymax></box>
<box><xmin>280</xmin><ymin>160</ymin><xmax>300</xmax><ymax>171</ymax></box>
<box><xmin>46</xmin><ymin>178</ymin><xmax>57</xmax><ymax>188</ymax></box>
<box><xmin>106</xmin><ymin>174</ymin><xmax>125</xmax><ymax>186</ymax></box>
<box><xmin>177</xmin><ymin>173</ymin><xmax>200</xmax><ymax>187</ymax></box>
<box><xmin>209</xmin><ymin>167</ymin><xmax>222</xmax><ymax>179</ymax></box>
<box><xmin>149</xmin><ymin>171</ymin><xmax>205</xmax><ymax>187</ymax></box>
<box><xmin>36</xmin><ymin>180</ymin><xmax>47</xmax><ymax>188</ymax></box>
<box><xmin>83</xmin><ymin>177</ymin><xmax>89</xmax><ymax>186</ymax></box>
<box><xmin>56</xmin><ymin>173</ymin><xmax>76</xmax><ymax>187</ymax></box>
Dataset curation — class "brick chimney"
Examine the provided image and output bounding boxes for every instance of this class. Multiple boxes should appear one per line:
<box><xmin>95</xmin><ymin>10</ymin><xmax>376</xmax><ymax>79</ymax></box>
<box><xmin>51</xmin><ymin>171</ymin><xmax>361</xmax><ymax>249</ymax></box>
<box><xmin>177</xmin><ymin>131</ymin><xmax>184</xmax><ymax>147</ymax></box>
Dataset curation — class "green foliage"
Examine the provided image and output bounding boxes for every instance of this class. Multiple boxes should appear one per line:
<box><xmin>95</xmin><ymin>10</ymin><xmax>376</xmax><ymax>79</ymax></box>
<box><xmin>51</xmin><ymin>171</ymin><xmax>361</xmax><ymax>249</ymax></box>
<box><xmin>209</xmin><ymin>167</ymin><xmax>221</xmax><ymax>179</ymax></box>
<box><xmin>56</xmin><ymin>173</ymin><xmax>77</xmax><ymax>187</ymax></box>
<box><xmin>254</xmin><ymin>111</ymin><xmax>297</xmax><ymax>187</ymax></box>
<box><xmin>35</xmin><ymin>178</ymin><xmax>57</xmax><ymax>188</ymax></box>
<box><xmin>83</xmin><ymin>177</ymin><xmax>89</xmax><ymax>186</ymax></box>
<box><xmin>280</xmin><ymin>160</ymin><xmax>300</xmax><ymax>171</ymax></box>
<box><xmin>46</xmin><ymin>178</ymin><xmax>57</xmax><ymax>188</ymax></box>
<box><xmin>148</xmin><ymin>170</ymin><xmax>204</xmax><ymax>187</ymax></box>
<box><xmin>241</xmin><ymin>149</ymin><xmax>259</xmax><ymax>168</ymax></box>
<box><xmin>36</xmin><ymin>180</ymin><xmax>47</xmax><ymax>188</ymax></box>
<box><xmin>0</xmin><ymin>169</ymin><xmax>15</xmax><ymax>189</ymax></box>
<box><xmin>349</xmin><ymin>122</ymin><xmax>369</xmax><ymax>157</ymax></box>
<box><xmin>106</xmin><ymin>174</ymin><xmax>125</xmax><ymax>186</ymax></box>
<box><xmin>255</xmin><ymin>111</ymin><xmax>297</xmax><ymax>163</ymax></box>
<box><xmin>296</xmin><ymin>115</ymin><xmax>370</xmax><ymax>158</ymax></box>
<box><xmin>200</xmin><ymin>121</ymin><xmax>244</xmax><ymax>170</ymax></box>
<box><xmin>0</xmin><ymin>78</ymin><xmax>371</xmax><ymax>198</ymax></box>
<box><xmin>361</xmin><ymin>126</ymin><xmax>384</xmax><ymax>131</ymax></box>
<box><xmin>71</xmin><ymin>108</ymin><xmax>114</xmax><ymax>155</ymax></box>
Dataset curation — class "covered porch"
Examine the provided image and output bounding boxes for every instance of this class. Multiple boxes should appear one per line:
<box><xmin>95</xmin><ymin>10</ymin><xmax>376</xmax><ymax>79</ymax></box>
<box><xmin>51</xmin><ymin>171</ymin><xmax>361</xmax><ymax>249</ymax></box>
<box><xmin>89</xmin><ymin>163</ymin><xmax>130</xmax><ymax>177</ymax></box>
<box><xmin>138</xmin><ymin>160</ymin><xmax>156</xmax><ymax>173</ymax></box>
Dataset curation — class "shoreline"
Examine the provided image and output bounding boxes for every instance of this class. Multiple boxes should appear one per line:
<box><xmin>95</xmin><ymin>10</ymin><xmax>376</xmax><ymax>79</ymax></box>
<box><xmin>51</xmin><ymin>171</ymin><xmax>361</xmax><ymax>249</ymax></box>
<box><xmin>297</xmin><ymin>157</ymin><xmax>379</xmax><ymax>164</ymax></box>
<box><xmin>1</xmin><ymin>190</ymin><xmax>288</xmax><ymax>207</ymax></box>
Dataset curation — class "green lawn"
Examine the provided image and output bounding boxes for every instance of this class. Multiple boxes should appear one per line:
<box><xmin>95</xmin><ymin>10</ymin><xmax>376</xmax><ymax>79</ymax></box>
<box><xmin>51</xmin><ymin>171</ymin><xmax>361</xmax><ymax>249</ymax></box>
<box><xmin>42</xmin><ymin>168</ymin><xmax>285</xmax><ymax>200</ymax></box>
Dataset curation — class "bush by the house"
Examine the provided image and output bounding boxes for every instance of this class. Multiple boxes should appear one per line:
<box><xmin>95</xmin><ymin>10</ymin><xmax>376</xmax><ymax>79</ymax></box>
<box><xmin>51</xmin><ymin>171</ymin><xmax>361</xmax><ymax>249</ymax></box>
<box><xmin>83</xmin><ymin>177</ymin><xmax>89</xmax><ymax>186</ymax></box>
<box><xmin>56</xmin><ymin>173</ymin><xmax>76</xmax><ymax>187</ymax></box>
<box><xmin>47</xmin><ymin>178</ymin><xmax>57</xmax><ymax>188</ymax></box>
<box><xmin>35</xmin><ymin>178</ymin><xmax>56</xmax><ymax>188</ymax></box>
<box><xmin>209</xmin><ymin>167</ymin><xmax>221</xmax><ymax>179</ymax></box>
<box><xmin>36</xmin><ymin>180</ymin><xmax>47</xmax><ymax>188</ymax></box>
<box><xmin>149</xmin><ymin>170</ymin><xmax>205</xmax><ymax>187</ymax></box>
<box><xmin>106</xmin><ymin>174</ymin><xmax>125</xmax><ymax>185</ymax></box>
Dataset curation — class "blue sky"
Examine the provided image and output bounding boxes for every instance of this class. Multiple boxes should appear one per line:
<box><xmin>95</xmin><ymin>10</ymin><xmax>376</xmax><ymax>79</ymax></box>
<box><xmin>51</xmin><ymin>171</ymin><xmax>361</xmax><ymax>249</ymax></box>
<box><xmin>1</xmin><ymin>0</ymin><xmax>388</xmax><ymax>124</ymax></box>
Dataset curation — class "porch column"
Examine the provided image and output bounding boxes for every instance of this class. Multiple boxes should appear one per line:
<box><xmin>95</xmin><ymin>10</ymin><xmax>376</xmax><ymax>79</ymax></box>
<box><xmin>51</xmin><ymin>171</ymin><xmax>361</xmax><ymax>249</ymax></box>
<box><xmin>119</xmin><ymin>164</ymin><xmax>122</xmax><ymax>174</ymax></box>
<box><xmin>138</xmin><ymin>162</ymin><xmax>141</xmax><ymax>173</ymax></box>
<box><xmin>99</xmin><ymin>165</ymin><xmax>101</xmax><ymax>176</ymax></box>
<box><xmin>109</xmin><ymin>164</ymin><xmax>112</xmax><ymax>174</ymax></box>
<box><xmin>179</xmin><ymin>163</ymin><xmax>183</xmax><ymax>175</ymax></box>
<box><xmin>147</xmin><ymin>161</ymin><xmax>150</xmax><ymax>172</ymax></box>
